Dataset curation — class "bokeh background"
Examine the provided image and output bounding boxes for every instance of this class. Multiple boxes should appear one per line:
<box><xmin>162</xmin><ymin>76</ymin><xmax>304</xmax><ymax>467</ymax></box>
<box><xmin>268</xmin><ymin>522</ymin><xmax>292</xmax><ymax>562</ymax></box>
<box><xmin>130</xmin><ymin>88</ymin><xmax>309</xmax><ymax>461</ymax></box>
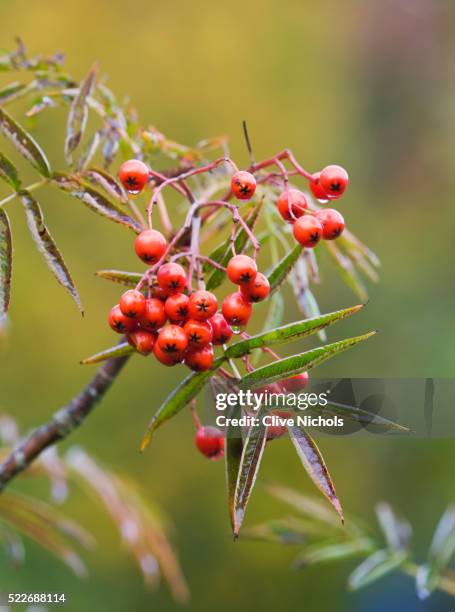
<box><xmin>1</xmin><ymin>1</ymin><xmax>455</xmax><ymax>610</ymax></box>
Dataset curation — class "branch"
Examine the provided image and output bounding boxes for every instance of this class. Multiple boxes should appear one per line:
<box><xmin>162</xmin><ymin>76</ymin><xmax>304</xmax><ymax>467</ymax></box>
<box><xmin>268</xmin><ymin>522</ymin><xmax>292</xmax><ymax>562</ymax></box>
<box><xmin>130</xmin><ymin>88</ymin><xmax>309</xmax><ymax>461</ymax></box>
<box><xmin>0</xmin><ymin>353</ymin><xmax>130</xmax><ymax>491</ymax></box>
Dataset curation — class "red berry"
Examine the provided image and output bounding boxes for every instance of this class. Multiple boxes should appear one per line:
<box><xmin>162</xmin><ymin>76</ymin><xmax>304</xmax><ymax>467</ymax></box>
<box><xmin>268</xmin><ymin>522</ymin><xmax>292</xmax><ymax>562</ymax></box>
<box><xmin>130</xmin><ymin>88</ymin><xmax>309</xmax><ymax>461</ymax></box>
<box><xmin>227</xmin><ymin>254</ymin><xmax>258</xmax><ymax>285</ymax></box>
<box><xmin>281</xmin><ymin>371</ymin><xmax>309</xmax><ymax>392</ymax></box>
<box><xmin>319</xmin><ymin>165</ymin><xmax>349</xmax><ymax>199</ymax></box>
<box><xmin>315</xmin><ymin>208</ymin><xmax>345</xmax><ymax>240</ymax></box>
<box><xmin>266</xmin><ymin>410</ymin><xmax>291</xmax><ymax>441</ymax></box>
<box><xmin>195</xmin><ymin>425</ymin><xmax>224</xmax><ymax>460</ymax></box>
<box><xmin>127</xmin><ymin>329</ymin><xmax>155</xmax><ymax>355</ymax></box>
<box><xmin>157</xmin><ymin>262</ymin><xmax>187</xmax><ymax>294</ymax></box>
<box><xmin>293</xmin><ymin>215</ymin><xmax>323</xmax><ymax>248</ymax></box>
<box><xmin>150</xmin><ymin>283</ymin><xmax>168</xmax><ymax>301</ymax></box>
<box><xmin>134</xmin><ymin>229</ymin><xmax>167</xmax><ymax>265</ymax></box>
<box><xmin>153</xmin><ymin>342</ymin><xmax>182</xmax><ymax>366</ymax></box>
<box><xmin>165</xmin><ymin>293</ymin><xmax>189</xmax><ymax>322</ymax></box>
<box><xmin>108</xmin><ymin>304</ymin><xmax>137</xmax><ymax>334</ymax></box>
<box><xmin>185</xmin><ymin>344</ymin><xmax>214</xmax><ymax>372</ymax></box>
<box><xmin>139</xmin><ymin>298</ymin><xmax>167</xmax><ymax>331</ymax></box>
<box><xmin>210</xmin><ymin>313</ymin><xmax>233</xmax><ymax>345</ymax></box>
<box><xmin>240</xmin><ymin>272</ymin><xmax>270</xmax><ymax>303</ymax></box>
<box><xmin>221</xmin><ymin>292</ymin><xmax>252</xmax><ymax>326</ymax></box>
<box><xmin>183</xmin><ymin>319</ymin><xmax>213</xmax><ymax>348</ymax></box>
<box><xmin>119</xmin><ymin>289</ymin><xmax>146</xmax><ymax>319</ymax></box>
<box><xmin>156</xmin><ymin>324</ymin><xmax>188</xmax><ymax>355</ymax></box>
<box><xmin>277</xmin><ymin>189</ymin><xmax>308</xmax><ymax>222</ymax></box>
<box><xmin>231</xmin><ymin>171</ymin><xmax>256</xmax><ymax>200</ymax></box>
<box><xmin>188</xmin><ymin>290</ymin><xmax>218</xmax><ymax>321</ymax></box>
<box><xmin>118</xmin><ymin>159</ymin><xmax>149</xmax><ymax>194</ymax></box>
<box><xmin>309</xmin><ymin>172</ymin><xmax>329</xmax><ymax>202</ymax></box>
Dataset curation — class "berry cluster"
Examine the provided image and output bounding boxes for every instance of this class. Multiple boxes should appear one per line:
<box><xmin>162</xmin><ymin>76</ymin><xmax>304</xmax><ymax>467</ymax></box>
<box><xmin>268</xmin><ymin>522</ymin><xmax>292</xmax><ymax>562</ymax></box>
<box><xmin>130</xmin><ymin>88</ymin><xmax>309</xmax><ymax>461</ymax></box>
<box><xmin>108</xmin><ymin>231</ymin><xmax>269</xmax><ymax>372</ymax></box>
<box><xmin>276</xmin><ymin>165</ymin><xmax>348</xmax><ymax>249</ymax></box>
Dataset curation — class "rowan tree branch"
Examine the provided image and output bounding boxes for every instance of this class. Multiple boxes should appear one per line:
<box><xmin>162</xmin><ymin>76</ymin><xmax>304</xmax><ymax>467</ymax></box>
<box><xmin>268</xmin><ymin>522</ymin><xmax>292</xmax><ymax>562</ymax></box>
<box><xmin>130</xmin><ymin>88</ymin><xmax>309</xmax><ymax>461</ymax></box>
<box><xmin>0</xmin><ymin>353</ymin><xmax>130</xmax><ymax>491</ymax></box>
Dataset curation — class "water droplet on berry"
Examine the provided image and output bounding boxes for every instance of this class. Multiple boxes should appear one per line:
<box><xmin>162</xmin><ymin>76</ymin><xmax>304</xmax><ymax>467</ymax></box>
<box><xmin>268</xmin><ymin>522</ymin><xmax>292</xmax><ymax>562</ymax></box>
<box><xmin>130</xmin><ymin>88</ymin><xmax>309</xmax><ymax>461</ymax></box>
<box><xmin>232</xmin><ymin>326</ymin><xmax>242</xmax><ymax>335</ymax></box>
<box><xmin>126</xmin><ymin>188</ymin><xmax>141</xmax><ymax>195</ymax></box>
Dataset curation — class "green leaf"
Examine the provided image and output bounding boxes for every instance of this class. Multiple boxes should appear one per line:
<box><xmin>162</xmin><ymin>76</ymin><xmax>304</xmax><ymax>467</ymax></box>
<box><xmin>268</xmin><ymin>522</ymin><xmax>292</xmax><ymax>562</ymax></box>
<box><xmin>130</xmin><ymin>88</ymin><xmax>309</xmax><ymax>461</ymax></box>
<box><xmin>243</xmin><ymin>517</ymin><xmax>324</xmax><ymax>544</ymax></box>
<box><xmin>95</xmin><ymin>269</ymin><xmax>142</xmax><ymax>287</ymax></box>
<box><xmin>0</xmin><ymin>208</ymin><xmax>12</xmax><ymax>318</ymax></box>
<box><xmin>233</xmin><ymin>407</ymin><xmax>267</xmax><ymax>537</ymax></box>
<box><xmin>325</xmin><ymin>242</ymin><xmax>368</xmax><ymax>302</ymax></box>
<box><xmin>226</xmin><ymin>305</ymin><xmax>364</xmax><ymax>358</ymax></box>
<box><xmin>0</xmin><ymin>81</ymin><xmax>27</xmax><ymax>104</ymax></box>
<box><xmin>225</xmin><ymin>403</ymin><xmax>244</xmax><ymax>534</ymax></box>
<box><xmin>0</xmin><ymin>107</ymin><xmax>51</xmax><ymax>177</ymax></box>
<box><xmin>240</xmin><ymin>331</ymin><xmax>376</xmax><ymax>389</ymax></box>
<box><xmin>0</xmin><ymin>152</ymin><xmax>21</xmax><ymax>190</ymax></box>
<box><xmin>288</xmin><ymin>425</ymin><xmax>343</xmax><ymax>523</ymax></box>
<box><xmin>293</xmin><ymin>537</ymin><xmax>374</xmax><ymax>568</ymax></box>
<box><xmin>140</xmin><ymin>356</ymin><xmax>225</xmax><ymax>451</ymax></box>
<box><xmin>417</xmin><ymin>505</ymin><xmax>455</xmax><ymax>598</ymax></box>
<box><xmin>265</xmin><ymin>483</ymin><xmax>345</xmax><ymax>529</ymax></box>
<box><xmin>81</xmin><ymin>341</ymin><xmax>135</xmax><ymax>365</ymax></box>
<box><xmin>348</xmin><ymin>550</ymin><xmax>406</xmax><ymax>591</ymax></box>
<box><xmin>65</xmin><ymin>64</ymin><xmax>97</xmax><ymax>163</ymax></box>
<box><xmin>52</xmin><ymin>172</ymin><xmax>142</xmax><ymax>233</ymax></box>
<box><xmin>314</xmin><ymin>401</ymin><xmax>410</xmax><ymax>434</ymax></box>
<box><xmin>267</xmin><ymin>244</ymin><xmax>301</xmax><ymax>293</ymax></box>
<box><xmin>206</xmin><ymin>199</ymin><xmax>263</xmax><ymax>291</ymax></box>
<box><xmin>21</xmin><ymin>191</ymin><xmax>83</xmax><ymax>313</ymax></box>
<box><xmin>375</xmin><ymin>502</ymin><xmax>412</xmax><ymax>552</ymax></box>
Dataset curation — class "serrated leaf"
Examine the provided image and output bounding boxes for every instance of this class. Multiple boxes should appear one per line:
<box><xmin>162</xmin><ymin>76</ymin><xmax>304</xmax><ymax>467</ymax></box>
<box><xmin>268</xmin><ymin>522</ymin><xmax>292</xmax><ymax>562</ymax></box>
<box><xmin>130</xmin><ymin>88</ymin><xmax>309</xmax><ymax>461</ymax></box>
<box><xmin>288</xmin><ymin>425</ymin><xmax>343</xmax><ymax>522</ymax></box>
<box><xmin>0</xmin><ymin>208</ymin><xmax>12</xmax><ymax>318</ymax></box>
<box><xmin>52</xmin><ymin>172</ymin><xmax>141</xmax><ymax>233</ymax></box>
<box><xmin>21</xmin><ymin>191</ymin><xmax>83</xmax><ymax>313</ymax></box>
<box><xmin>417</xmin><ymin>505</ymin><xmax>455</xmax><ymax>598</ymax></box>
<box><xmin>267</xmin><ymin>244</ymin><xmax>301</xmax><ymax>293</ymax></box>
<box><xmin>206</xmin><ymin>200</ymin><xmax>263</xmax><ymax>291</ymax></box>
<box><xmin>240</xmin><ymin>332</ymin><xmax>376</xmax><ymax>389</ymax></box>
<box><xmin>233</xmin><ymin>408</ymin><xmax>267</xmax><ymax>537</ymax></box>
<box><xmin>141</xmin><ymin>356</ymin><xmax>225</xmax><ymax>451</ymax></box>
<box><xmin>225</xmin><ymin>403</ymin><xmax>244</xmax><ymax>534</ymax></box>
<box><xmin>65</xmin><ymin>64</ymin><xmax>97</xmax><ymax>163</ymax></box>
<box><xmin>293</xmin><ymin>537</ymin><xmax>374</xmax><ymax>568</ymax></box>
<box><xmin>376</xmin><ymin>502</ymin><xmax>412</xmax><ymax>552</ymax></box>
<box><xmin>0</xmin><ymin>152</ymin><xmax>21</xmax><ymax>190</ymax></box>
<box><xmin>348</xmin><ymin>549</ymin><xmax>406</xmax><ymax>591</ymax></box>
<box><xmin>226</xmin><ymin>305</ymin><xmax>364</xmax><ymax>359</ymax></box>
<box><xmin>81</xmin><ymin>341</ymin><xmax>135</xmax><ymax>365</ymax></box>
<box><xmin>95</xmin><ymin>269</ymin><xmax>142</xmax><ymax>287</ymax></box>
<box><xmin>0</xmin><ymin>107</ymin><xmax>51</xmax><ymax>177</ymax></box>
<box><xmin>314</xmin><ymin>401</ymin><xmax>410</xmax><ymax>434</ymax></box>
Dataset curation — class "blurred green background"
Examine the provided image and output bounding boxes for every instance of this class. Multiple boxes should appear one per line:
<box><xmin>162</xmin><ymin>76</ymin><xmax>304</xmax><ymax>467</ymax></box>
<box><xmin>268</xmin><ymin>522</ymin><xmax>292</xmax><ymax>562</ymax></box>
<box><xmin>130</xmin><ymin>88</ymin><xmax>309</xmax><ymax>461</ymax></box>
<box><xmin>1</xmin><ymin>0</ymin><xmax>455</xmax><ymax>610</ymax></box>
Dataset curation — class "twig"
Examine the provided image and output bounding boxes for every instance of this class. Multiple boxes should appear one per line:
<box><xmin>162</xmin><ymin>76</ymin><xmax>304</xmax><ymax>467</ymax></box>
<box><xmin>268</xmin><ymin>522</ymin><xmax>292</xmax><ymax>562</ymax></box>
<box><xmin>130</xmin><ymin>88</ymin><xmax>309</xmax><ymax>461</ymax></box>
<box><xmin>0</xmin><ymin>353</ymin><xmax>130</xmax><ymax>491</ymax></box>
